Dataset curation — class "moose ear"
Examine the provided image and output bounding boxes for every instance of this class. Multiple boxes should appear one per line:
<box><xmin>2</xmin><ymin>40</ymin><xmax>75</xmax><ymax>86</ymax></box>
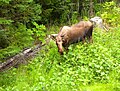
<box><xmin>51</xmin><ymin>34</ymin><xmax>58</xmax><ymax>41</ymax></box>
<box><xmin>60</xmin><ymin>27</ymin><xmax>63</xmax><ymax>31</ymax></box>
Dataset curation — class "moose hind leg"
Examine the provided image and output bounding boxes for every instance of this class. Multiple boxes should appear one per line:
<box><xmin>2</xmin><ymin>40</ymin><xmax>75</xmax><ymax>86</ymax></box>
<box><xmin>87</xmin><ymin>26</ymin><xmax>93</xmax><ymax>43</ymax></box>
<box><xmin>86</xmin><ymin>32</ymin><xmax>92</xmax><ymax>43</ymax></box>
<box><xmin>88</xmin><ymin>35</ymin><xmax>93</xmax><ymax>43</ymax></box>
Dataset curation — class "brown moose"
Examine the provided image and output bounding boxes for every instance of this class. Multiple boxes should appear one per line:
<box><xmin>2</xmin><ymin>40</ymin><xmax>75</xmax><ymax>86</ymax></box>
<box><xmin>56</xmin><ymin>21</ymin><xmax>93</xmax><ymax>54</ymax></box>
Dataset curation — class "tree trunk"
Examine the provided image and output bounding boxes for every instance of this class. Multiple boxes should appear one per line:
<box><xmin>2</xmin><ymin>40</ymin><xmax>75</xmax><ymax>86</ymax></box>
<box><xmin>89</xmin><ymin>0</ymin><xmax>94</xmax><ymax>17</ymax></box>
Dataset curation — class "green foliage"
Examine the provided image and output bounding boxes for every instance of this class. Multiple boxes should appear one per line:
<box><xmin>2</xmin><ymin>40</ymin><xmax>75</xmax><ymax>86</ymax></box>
<box><xmin>39</xmin><ymin>0</ymin><xmax>79</xmax><ymax>24</ymax></box>
<box><xmin>0</xmin><ymin>23</ymin><xmax>33</xmax><ymax>61</ymax></box>
<box><xmin>29</xmin><ymin>22</ymin><xmax>46</xmax><ymax>44</ymax></box>
<box><xmin>39</xmin><ymin>0</ymin><xmax>119</xmax><ymax>25</ymax></box>
<box><xmin>60</xmin><ymin>10</ymin><xmax>70</xmax><ymax>24</ymax></box>
<box><xmin>97</xmin><ymin>1</ymin><xmax>120</xmax><ymax>26</ymax></box>
<box><xmin>0</xmin><ymin>0</ymin><xmax>42</xmax><ymax>61</ymax></box>
<box><xmin>0</xmin><ymin>18</ymin><xmax>13</xmax><ymax>24</ymax></box>
<box><xmin>0</xmin><ymin>1</ymin><xmax>120</xmax><ymax>91</ymax></box>
<box><xmin>0</xmin><ymin>0</ymin><xmax>42</xmax><ymax>23</ymax></box>
<box><xmin>0</xmin><ymin>30</ymin><xmax>9</xmax><ymax>49</ymax></box>
<box><xmin>0</xmin><ymin>46</ymin><xmax>20</xmax><ymax>62</ymax></box>
<box><xmin>0</xmin><ymin>0</ymin><xmax>11</xmax><ymax>4</ymax></box>
<box><xmin>0</xmin><ymin>27</ymin><xmax>120</xmax><ymax>91</ymax></box>
<box><xmin>7</xmin><ymin>23</ymin><xmax>33</xmax><ymax>48</ymax></box>
<box><xmin>71</xmin><ymin>11</ymin><xmax>79</xmax><ymax>24</ymax></box>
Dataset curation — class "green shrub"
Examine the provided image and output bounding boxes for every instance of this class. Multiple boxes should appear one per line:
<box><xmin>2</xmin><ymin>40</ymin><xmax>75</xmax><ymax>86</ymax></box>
<box><xmin>0</xmin><ymin>23</ymin><xmax>33</xmax><ymax>62</ymax></box>
<box><xmin>97</xmin><ymin>1</ymin><xmax>120</xmax><ymax>27</ymax></box>
<box><xmin>0</xmin><ymin>30</ymin><xmax>9</xmax><ymax>49</ymax></box>
<box><xmin>30</xmin><ymin>22</ymin><xmax>46</xmax><ymax>44</ymax></box>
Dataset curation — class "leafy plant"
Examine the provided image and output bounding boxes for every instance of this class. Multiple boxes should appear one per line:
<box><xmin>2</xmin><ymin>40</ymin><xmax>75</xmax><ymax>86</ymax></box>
<box><xmin>30</xmin><ymin>22</ymin><xmax>46</xmax><ymax>44</ymax></box>
<box><xmin>71</xmin><ymin>11</ymin><xmax>79</xmax><ymax>24</ymax></box>
<box><xmin>0</xmin><ymin>30</ymin><xmax>9</xmax><ymax>49</ymax></box>
<box><xmin>97</xmin><ymin>1</ymin><xmax>120</xmax><ymax>26</ymax></box>
<box><xmin>0</xmin><ymin>23</ymin><xmax>33</xmax><ymax>61</ymax></box>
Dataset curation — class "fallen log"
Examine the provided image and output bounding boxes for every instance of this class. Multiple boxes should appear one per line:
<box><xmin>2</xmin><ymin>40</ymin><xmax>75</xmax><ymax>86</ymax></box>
<box><xmin>0</xmin><ymin>34</ymin><xmax>56</xmax><ymax>72</ymax></box>
<box><xmin>0</xmin><ymin>44</ymin><xmax>43</xmax><ymax>72</ymax></box>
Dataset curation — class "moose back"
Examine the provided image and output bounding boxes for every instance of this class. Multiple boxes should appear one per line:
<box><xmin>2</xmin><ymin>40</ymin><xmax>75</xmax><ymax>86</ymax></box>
<box><xmin>56</xmin><ymin>21</ymin><xmax>93</xmax><ymax>54</ymax></box>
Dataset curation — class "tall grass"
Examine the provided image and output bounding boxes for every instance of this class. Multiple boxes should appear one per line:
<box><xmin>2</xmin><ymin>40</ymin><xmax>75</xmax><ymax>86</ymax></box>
<box><xmin>0</xmin><ymin>27</ymin><xmax>120</xmax><ymax>91</ymax></box>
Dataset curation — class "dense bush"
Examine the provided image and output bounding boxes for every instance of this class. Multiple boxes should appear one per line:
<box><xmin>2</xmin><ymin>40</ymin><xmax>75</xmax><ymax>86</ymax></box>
<box><xmin>0</xmin><ymin>22</ymin><xmax>46</xmax><ymax>61</ymax></box>
<box><xmin>0</xmin><ymin>30</ymin><xmax>9</xmax><ymax>49</ymax></box>
<box><xmin>96</xmin><ymin>1</ymin><xmax>120</xmax><ymax>27</ymax></box>
<box><xmin>29</xmin><ymin>22</ymin><xmax>46</xmax><ymax>44</ymax></box>
<box><xmin>0</xmin><ymin>0</ymin><xmax>42</xmax><ymax>61</ymax></box>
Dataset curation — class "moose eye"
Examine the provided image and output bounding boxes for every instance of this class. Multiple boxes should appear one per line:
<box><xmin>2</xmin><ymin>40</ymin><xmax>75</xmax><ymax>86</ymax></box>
<box><xmin>58</xmin><ymin>40</ymin><xmax>61</xmax><ymax>42</ymax></box>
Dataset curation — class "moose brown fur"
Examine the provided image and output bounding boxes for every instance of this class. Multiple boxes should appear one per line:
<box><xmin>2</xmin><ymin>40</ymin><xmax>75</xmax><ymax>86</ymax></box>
<box><xmin>56</xmin><ymin>21</ymin><xmax>93</xmax><ymax>54</ymax></box>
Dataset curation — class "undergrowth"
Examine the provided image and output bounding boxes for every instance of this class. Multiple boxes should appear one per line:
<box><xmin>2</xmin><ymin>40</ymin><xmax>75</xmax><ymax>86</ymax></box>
<box><xmin>0</xmin><ymin>28</ymin><xmax>120</xmax><ymax>91</ymax></box>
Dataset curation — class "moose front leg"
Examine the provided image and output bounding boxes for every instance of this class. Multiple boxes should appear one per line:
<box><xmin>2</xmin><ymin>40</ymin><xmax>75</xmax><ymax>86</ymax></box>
<box><xmin>88</xmin><ymin>36</ymin><xmax>93</xmax><ymax>43</ymax></box>
<box><xmin>62</xmin><ymin>43</ymin><xmax>69</xmax><ymax>54</ymax></box>
<box><xmin>64</xmin><ymin>46</ymin><xmax>69</xmax><ymax>51</ymax></box>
